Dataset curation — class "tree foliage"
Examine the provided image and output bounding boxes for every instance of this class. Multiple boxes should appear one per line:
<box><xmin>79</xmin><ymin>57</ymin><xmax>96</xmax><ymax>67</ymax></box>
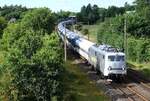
<box><xmin>77</xmin><ymin>4</ymin><xmax>100</xmax><ymax>24</ymax></box>
<box><xmin>106</xmin><ymin>6</ymin><xmax>125</xmax><ymax>17</ymax></box>
<box><xmin>97</xmin><ymin>0</ymin><xmax>150</xmax><ymax>63</ymax></box>
<box><xmin>21</xmin><ymin>8</ymin><xmax>55</xmax><ymax>34</ymax></box>
<box><xmin>0</xmin><ymin>5</ymin><xmax>27</xmax><ymax>20</ymax></box>
<box><xmin>82</xmin><ymin>28</ymin><xmax>89</xmax><ymax>35</ymax></box>
<box><xmin>54</xmin><ymin>10</ymin><xmax>75</xmax><ymax>21</ymax></box>
<box><xmin>0</xmin><ymin>8</ymin><xmax>64</xmax><ymax>101</ymax></box>
<box><xmin>135</xmin><ymin>0</ymin><xmax>150</xmax><ymax>20</ymax></box>
<box><xmin>0</xmin><ymin>16</ymin><xmax>7</xmax><ymax>38</ymax></box>
<box><xmin>127</xmin><ymin>13</ymin><xmax>150</xmax><ymax>37</ymax></box>
<box><xmin>74</xmin><ymin>23</ymin><xmax>82</xmax><ymax>31</ymax></box>
<box><xmin>77</xmin><ymin>3</ymin><xmax>134</xmax><ymax>24</ymax></box>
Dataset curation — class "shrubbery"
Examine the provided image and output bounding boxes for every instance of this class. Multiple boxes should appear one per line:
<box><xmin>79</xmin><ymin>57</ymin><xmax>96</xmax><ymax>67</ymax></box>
<box><xmin>0</xmin><ymin>8</ymin><xmax>64</xmax><ymax>101</ymax></box>
<box><xmin>0</xmin><ymin>17</ymin><xmax>7</xmax><ymax>38</ymax></box>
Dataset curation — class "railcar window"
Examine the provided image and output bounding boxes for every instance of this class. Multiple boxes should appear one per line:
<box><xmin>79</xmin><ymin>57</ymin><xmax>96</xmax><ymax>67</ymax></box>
<box><xmin>108</xmin><ymin>56</ymin><xmax>115</xmax><ymax>61</ymax></box>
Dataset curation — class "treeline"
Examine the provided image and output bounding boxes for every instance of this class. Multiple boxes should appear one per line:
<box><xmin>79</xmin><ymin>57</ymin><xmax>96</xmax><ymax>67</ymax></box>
<box><xmin>0</xmin><ymin>7</ymin><xmax>67</xmax><ymax>100</ymax></box>
<box><xmin>0</xmin><ymin>5</ymin><xmax>28</xmax><ymax>38</ymax></box>
<box><xmin>77</xmin><ymin>3</ymin><xmax>135</xmax><ymax>24</ymax></box>
<box><xmin>0</xmin><ymin>5</ymin><xmax>28</xmax><ymax>20</ymax></box>
<box><xmin>97</xmin><ymin>0</ymin><xmax>150</xmax><ymax>62</ymax></box>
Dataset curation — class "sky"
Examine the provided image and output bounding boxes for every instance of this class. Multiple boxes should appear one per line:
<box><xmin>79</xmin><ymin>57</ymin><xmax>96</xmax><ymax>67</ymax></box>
<box><xmin>0</xmin><ymin>0</ymin><xmax>135</xmax><ymax>12</ymax></box>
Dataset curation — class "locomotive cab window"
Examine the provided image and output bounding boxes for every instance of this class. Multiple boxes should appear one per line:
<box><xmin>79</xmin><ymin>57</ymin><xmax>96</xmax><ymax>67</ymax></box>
<box><xmin>108</xmin><ymin>56</ymin><xmax>115</xmax><ymax>61</ymax></box>
<box><xmin>108</xmin><ymin>55</ymin><xmax>124</xmax><ymax>61</ymax></box>
<box><xmin>116</xmin><ymin>56</ymin><xmax>124</xmax><ymax>61</ymax></box>
<box><xmin>95</xmin><ymin>52</ymin><xmax>97</xmax><ymax>56</ymax></box>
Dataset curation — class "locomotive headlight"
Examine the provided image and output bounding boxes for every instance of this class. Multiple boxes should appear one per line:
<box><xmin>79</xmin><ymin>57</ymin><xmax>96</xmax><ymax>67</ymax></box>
<box><xmin>122</xmin><ymin>65</ymin><xmax>125</xmax><ymax>70</ymax></box>
<box><xmin>108</xmin><ymin>66</ymin><xmax>112</xmax><ymax>70</ymax></box>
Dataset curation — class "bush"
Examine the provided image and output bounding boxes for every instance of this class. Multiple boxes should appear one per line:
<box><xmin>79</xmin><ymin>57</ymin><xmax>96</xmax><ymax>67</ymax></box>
<box><xmin>74</xmin><ymin>23</ymin><xmax>82</xmax><ymax>31</ymax></box>
<box><xmin>0</xmin><ymin>17</ymin><xmax>7</xmax><ymax>38</ymax></box>
<box><xmin>82</xmin><ymin>28</ymin><xmax>89</xmax><ymax>35</ymax></box>
<box><xmin>21</xmin><ymin>8</ymin><xmax>55</xmax><ymax>34</ymax></box>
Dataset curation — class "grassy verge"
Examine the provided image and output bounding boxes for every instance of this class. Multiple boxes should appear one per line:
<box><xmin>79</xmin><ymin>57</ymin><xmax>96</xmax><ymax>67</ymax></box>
<box><xmin>63</xmin><ymin>58</ymin><xmax>109</xmax><ymax>101</ymax></box>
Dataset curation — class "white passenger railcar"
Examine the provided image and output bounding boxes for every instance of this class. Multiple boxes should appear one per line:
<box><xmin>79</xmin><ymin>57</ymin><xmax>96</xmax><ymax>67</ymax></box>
<box><xmin>57</xmin><ymin>19</ymin><xmax>127</xmax><ymax>79</ymax></box>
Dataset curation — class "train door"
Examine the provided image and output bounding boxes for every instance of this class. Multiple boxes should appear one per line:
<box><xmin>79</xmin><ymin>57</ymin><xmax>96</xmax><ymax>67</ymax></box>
<box><xmin>88</xmin><ymin>48</ymin><xmax>94</xmax><ymax>66</ymax></box>
<box><xmin>99</xmin><ymin>54</ymin><xmax>105</xmax><ymax>74</ymax></box>
<box><xmin>96</xmin><ymin>53</ymin><xmax>100</xmax><ymax>71</ymax></box>
<box><xmin>101</xmin><ymin>55</ymin><xmax>105</xmax><ymax>73</ymax></box>
<box><xmin>88</xmin><ymin>48</ymin><xmax>91</xmax><ymax>64</ymax></box>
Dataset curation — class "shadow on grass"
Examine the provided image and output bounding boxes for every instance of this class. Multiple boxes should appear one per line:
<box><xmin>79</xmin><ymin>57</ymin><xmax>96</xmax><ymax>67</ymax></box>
<box><xmin>141</xmin><ymin>68</ymin><xmax>150</xmax><ymax>78</ymax></box>
<box><xmin>126</xmin><ymin>63</ymin><xmax>150</xmax><ymax>86</ymax></box>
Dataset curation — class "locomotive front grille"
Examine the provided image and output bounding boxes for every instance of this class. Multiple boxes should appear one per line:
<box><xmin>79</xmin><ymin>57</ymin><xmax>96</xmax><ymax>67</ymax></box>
<box><xmin>111</xmin><ymin>68</ymin><xmax>123</xmax><ymax>70</ymax></box>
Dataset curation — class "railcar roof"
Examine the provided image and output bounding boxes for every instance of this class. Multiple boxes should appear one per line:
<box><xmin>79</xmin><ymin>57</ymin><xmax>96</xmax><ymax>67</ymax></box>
<box><xmin>90</xmin><ymin>44</ymin><xmax>125</xmax><ymax>56</ymax></box>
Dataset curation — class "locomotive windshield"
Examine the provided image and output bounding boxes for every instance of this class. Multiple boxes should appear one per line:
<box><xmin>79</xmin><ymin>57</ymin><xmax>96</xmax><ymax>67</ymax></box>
<box><xmin>108</xmin><ymin>56</ymin><xmax>115</xmax><ymax>61</ymax></box>
<box><xmin>116</xmin><ymin>56</ymin><xmax>124</xmax><ymax>61</ymax></box>
<box><xmin>108</xmin><ymin>55</ymin><xmax>124</xmax><ymax>61</ymax></box>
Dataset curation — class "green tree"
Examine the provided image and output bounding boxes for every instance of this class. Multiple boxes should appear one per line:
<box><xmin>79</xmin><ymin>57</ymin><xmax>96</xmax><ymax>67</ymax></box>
<box><xmin>98</xmin><ymin>8</ymin><xmax>106</xmax><ymax>22</ymax></box>
<box><xmin>0</xmin><ymin>5</ymin><xmax>27</xmax><ymax>20</ymax></box>
<box><xmin>21</xmin><ymin>8</ymin><xmax>55</xmax><ymax>34</ymax></box>
<box><xmin>135</xmin><ymin>0</ymin><xmax>150</xmax><ymax>20</ymax></box>
<box><xmin>78</xmin><ymin>6</ymin><xmax>88</xmax><ymax>23</ymax></box>
<box><xmin>75</xmin><ymin>23</ymin><xmax>82</xmax><ymax>31</ymax></box>
<box><xmin>124</xmin><ymin>2</ymin><xmax>135</xmax><ymax>11</ymax></box>
<box><xmin>1</xmin><ymin>23</ymin><xmax>22</xmax><ymax>50</ymax></box>
<box><xmin>82</xmin><ymin>28</ymin><xmax>89</xmax><ymax>35</ymax></box>
<box><xmin>55</xmin><ymin>10</ymin><xmax>71</xmax><ymax>20</ymax></box>
<box><xmin>106</xmin><ymin>6</ymin><xmax>125</xmax><ymax>17</ymax></box>
<box><xmin>82</xmin><ymin>28</ymin><xmax>89</xmax><ymax>40</ymax></box>
<box><xmin>1</xmin><ymin>8</ymin><xmax>64</xmax><ymax>101</ymax></box>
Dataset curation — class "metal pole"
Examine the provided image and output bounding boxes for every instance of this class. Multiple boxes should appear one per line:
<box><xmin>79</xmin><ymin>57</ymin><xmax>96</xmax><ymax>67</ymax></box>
<box><xmin>64</xmin><ymin>24</ymin><xmax>67</xmax><ymax>62</ymax></box>
<box><xmin>88</xmin><ymin>21</ymin><xmax>89</xmax><ymax>40</ymax></box>
<box><xmin>124</xmin><ymin>15</ymin><xmax>127</xmax><ymax>60</ymax></box>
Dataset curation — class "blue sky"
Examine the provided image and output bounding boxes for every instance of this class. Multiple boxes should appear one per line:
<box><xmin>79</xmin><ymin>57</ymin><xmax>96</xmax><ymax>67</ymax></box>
<box><xmin>0</xmin><ymin>0</ymin><xmax>135</xmax><ymax>12</ymax></box>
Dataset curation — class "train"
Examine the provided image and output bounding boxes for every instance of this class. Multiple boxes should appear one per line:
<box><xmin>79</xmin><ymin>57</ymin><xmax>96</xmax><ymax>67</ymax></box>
<box><xmin>57</xmin><ymin>19</ymin><xmax>127</xmax><ymax>79</ymax></box>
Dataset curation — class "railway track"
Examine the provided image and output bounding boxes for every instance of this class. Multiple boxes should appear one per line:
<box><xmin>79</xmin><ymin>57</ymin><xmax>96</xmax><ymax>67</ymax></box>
<box><xmin>127</xmin><ymin>69</ymin><xmax>150</xmax><ymax>95</ymax></box>
<box><xmin>110</xmin><ymin>83</ymin><xmax>134</xmax><ymax>101</ymax></box>
<box><xmin>140</xmin><ymin>82</ymin><xmax>150</xmax><ymax>89</ymax></box>
<box><xmin>108</xmin><ymin>70</ymin><xmax>150</xmax><ymax>101</ymax></box>
<box><xmin>111</xmin><ymin>82</ymin><xmax>150</xmax><ymax>101</ymax></box>
<box><xmin>127</xmin><ymin>85</ymin><xmax>149</xmax><ymax>101</ymax></box>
